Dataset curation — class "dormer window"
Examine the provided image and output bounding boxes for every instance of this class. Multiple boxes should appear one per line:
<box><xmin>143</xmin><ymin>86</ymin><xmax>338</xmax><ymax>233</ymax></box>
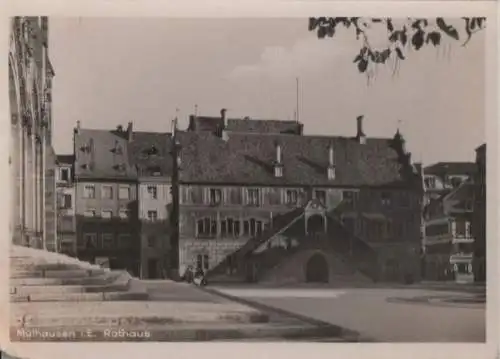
<box><xmin>274</xmin><ymin>143</ymin><xmax>283</xmax><ymax>178</ymax></box>
<box><xmin>327</xmin><ymin>143</ymin><xmax>336</xmax><ymax>180</ymax></box>
<box><xmin>209</xmin><ymin>188</ymin><xmax>222</xmax><ymax>205</ymax></box>
<box><xmin>112</xmin><ymin>141</ymin><xmax>123</xmax><ymax>155</ymax></box>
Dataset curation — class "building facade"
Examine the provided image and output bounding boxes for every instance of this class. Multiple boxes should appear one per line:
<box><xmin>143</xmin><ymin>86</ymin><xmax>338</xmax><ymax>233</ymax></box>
<box><xmin>423</xmin><ymin>182</ymin><xmax>475</xmax><ymax>283</ymax></box>
<box><xmin>423</xmin><ymin>162</ymin><xmax>476</xmax><ymax>205</ymax></box>
<box><xmin>128</xmin><ymin>130</ymin><xmax>173</xmax><ymax>279</ymax></box>
<box><xmin>9</xmin><ymin>17</ymin><xmax>57</xmax><ymax>250</ymax></box>
<box><xmin>56</xmin><ymin>155</ymin><xmax>77</xmax><ymax>256</ymax></box>
<box><xmin>472</xmin><ymin>143</ymin><xmax>486</xmax><ymax>282</ymax></box>
<box><xmin>173</xmin><ymin>111</ymin><xmax>423</xmax><ymax>283</ymax></box>
<box><xmin>73</xmin><ymin>122</ymin><xmax>140</xmax><ymax>275</ymax></box>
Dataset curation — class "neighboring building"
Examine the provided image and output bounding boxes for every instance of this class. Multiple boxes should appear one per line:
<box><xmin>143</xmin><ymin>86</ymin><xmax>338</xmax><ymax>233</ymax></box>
<box><xmin>129</xmin><ymin>130</ymin><xmax>173</xmax><ymax>279</ymax></box>
<box><xmin>9</xmin><ymin>17</ymin><xmax>57</xmax><ymax>250</ymax></box>
<box><xmin>472</xmin><ymin>143</ymin><xmax>486</xmax><ymax>282</ymax></box>
<box><xmin>173</xmin><ymin>110</ymin><xmax>424</xmax><ymax>284</ymax></box>
<box><xmin>423</xmin><ymin>162</ymin><xmax>476</xmax><ymax>205</ymax></box>
<box><xmin>423</xmin><ymin>181</ymin><xmax>475</xmax><ymax>283</ymax></box>
<box><xmin>73</xmin><ymin>122</ymin><xmax>140</xmax><ymax>275</ymax></box>
<box><xmin>56</xmin><ymin>154</ymin><xmax>77</xmax><ymax>256</ymax></box>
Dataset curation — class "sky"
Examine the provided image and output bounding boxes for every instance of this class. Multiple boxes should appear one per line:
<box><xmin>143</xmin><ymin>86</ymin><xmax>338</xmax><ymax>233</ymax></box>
<box><xmin>48</xmin><ymin>18</ymin><xmax>486</xmax><ymax>164</ymax></box>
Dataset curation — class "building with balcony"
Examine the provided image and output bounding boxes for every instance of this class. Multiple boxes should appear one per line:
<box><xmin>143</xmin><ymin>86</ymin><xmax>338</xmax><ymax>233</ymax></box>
<box><xmin>73</xmin><ymin>122</ymin><xmax>140</xmax><ymax>275</ymax></box>
<box><xmin>472</xmin><ymin>143</ymin><xmax>486</xmax><ymax>282</ymax></box>
<box><xmin>423</xmin><ymin>181</ymin><xmax>475</xmax><ymax>283</ymax></box>
<box><xmin>173</xmin><ymin>110</ymin><xmax>424</xmax><ymax>284</ymax></box>
<box><xmin>56</xmin><ymin>154</ymin><xmax>76</xmax><ymax>256</ymax></box>
<box><xmin>128</xmin><ymin>130</ymin><xmax>173</xmax><ymax>279</ymax></box>
<box><xmin>9</xmin><ymin>17</ymin><xmax>57</xmax><ymax>251</ymax></box>
<box><xmin>423</xmin><ymin>162</ymin><xmax>476</xmax><ymax>205</ymax></box>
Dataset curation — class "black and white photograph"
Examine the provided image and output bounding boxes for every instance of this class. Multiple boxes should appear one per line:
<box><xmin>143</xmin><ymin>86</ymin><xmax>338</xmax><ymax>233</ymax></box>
<box><xmin>5</xmin><ymin>9</ymin><xmax>494</xmax><ymax>352</ymax></box>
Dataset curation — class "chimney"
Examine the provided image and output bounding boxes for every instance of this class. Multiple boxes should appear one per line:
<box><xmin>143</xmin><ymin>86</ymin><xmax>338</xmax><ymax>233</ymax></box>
<box><xmin>126</xmin><ymin>122</ymin><xmax>133</xmax><ymax>142</ymax></box>
<box><xmin>274</xmin><ymin>142</ymin><xmax>284</xmax><ymax>177</ymax></box>
<box><xmin>356</xmin><ymin>115</ymin><xmax>366</xmax><ymax>144</ymax></box>
<box><xmin>327</xmin><ymin>143</ymin><xmax>335</xmax><ymax>180</ymax></box>
<box><xmin>74</xmin><ymin>120</ymin><xmax>81</xmax><ymax>134</ymax></box>
<box><xmin>220</xmin><ymin>108</ymin><xmax>229</xmax><ymax>141</ymax></box>
<box><xmin>171</xmin><ymin>118</ymin><xmax>178</xmax><ymax>138</ymax></box>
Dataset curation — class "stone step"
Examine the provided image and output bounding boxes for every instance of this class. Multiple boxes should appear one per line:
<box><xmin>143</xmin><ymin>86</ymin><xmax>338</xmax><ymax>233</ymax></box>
<box><xmin>10</xmin><ymin>270</ymin><xmax>45</xmax><ymax>279</ymax></box>
<box><xmin>12</xmin><ymin>277</ymin><xmax>130</xmax><ymax>296</ymax></box>
<box><xmin>11</xmin><ymin>290</ymin><xmax>148</xmax><ymax>303</ymax></box>
<box><xmin>10</xmin><ymin>273</ymin><xmax>120</xmax><ymax>287</ymax></box>
<box><xmin>12</xmin><ymin>302</ymin><xmax>270</xmax><ymax>328</ymax></box>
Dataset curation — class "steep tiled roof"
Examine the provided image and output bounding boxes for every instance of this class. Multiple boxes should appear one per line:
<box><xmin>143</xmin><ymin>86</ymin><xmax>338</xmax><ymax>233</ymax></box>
<box><xmin>74</xmin><ymin>129</ymin><xmax>137</xmax><ymax>180</ymax></box>
<box><xmin>128</xmin><ymin>131</ymin><xmax>173</xmax><ymax>178</ymax></box>
<box><xmin>424</xmin><ymin>162</ymin><xmax>477</xmax><ymax>176</ymax></box>
<box><xmin>226</xmin><ymin>118</ymin><xmax>303</xmax><ymax>135</ymax></box>
<box><xmin>177</xmin><ymin>130</ymin><xmax>417</xmax><ymax>187</ymax></box>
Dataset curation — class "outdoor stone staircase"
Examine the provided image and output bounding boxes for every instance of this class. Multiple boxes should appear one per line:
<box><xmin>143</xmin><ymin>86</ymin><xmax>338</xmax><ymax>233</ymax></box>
<box><xmin>10</xmin><ymin>245</ymin><xmax>149</xmax><ymax>302</ymax></box>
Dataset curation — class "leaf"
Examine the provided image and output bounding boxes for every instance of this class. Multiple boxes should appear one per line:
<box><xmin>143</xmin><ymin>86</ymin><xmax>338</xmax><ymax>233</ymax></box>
<box><xmin>395</xmin><ymin>47</ymin><xmax>405</xmax><ymax>60</ymax></box>
<box><xmin>426</xmin><ymin>31</ymin><xmax>441</xmax><ymax>46</ymax></box>
<box><xmin>400</xmin><ymin>28</ymin><xmax>408</xmax><ymax>46</ymax></box>
<box><xmin>436</xmin><ymin>18</ymin><xmax>460</xmax><ymax>40</ymax></box>
<box><xmin>389</xmin><ymin>31</ymin><xmax>399</xmax><ymax>43</ymax></box>
<box><xmin>386</xmin><ymin>19</ymin><xmax>394</xmax><ymax>32</ymax></box>
<box><xmin>317</xmin><ymin>26</ymin><xmax>327</xmax><ymax>39</ymax></box>
<box><xmin>308</xmin><ymin>17</ymin><xmax>318</xmax><ymax>31</ymax></box>
<box><xmin>372</xmin><ymin>18</ymin><xmax>383</xmax><ymax>23</ymax></box>
<box><xmin>353</xmin><ymin>54</ymin><xmax>363</xmax><ymax>63</ymax></box>
<box><xmin>357</xmin><ymin>58</ymin><xmax>368</xmax><ymax>73</ymax></box>
<box><xmin>411</xmin><ymin>30</ymin><xmax>425</xmax><ymax>50</ymax></box>
<box><xmin>327</xmin><ymin>25</ymin><xmax>336</xmax><ymax>37</ymax></box>
<box><xmin>470</xmin><ymin>18</ymin><xmax>477</xmax><ymax>30</ymax></box>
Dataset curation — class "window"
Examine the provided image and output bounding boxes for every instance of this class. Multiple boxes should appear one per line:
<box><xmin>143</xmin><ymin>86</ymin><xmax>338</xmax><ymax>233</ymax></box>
<box><xmin>147</xmin><ymin>235</ymin><xmax>156</xmax><ymax>248</ymax></box>
<box><xmin>117</xmin><ymin>234</ymin><xmax>132</xmax><ymax>248</ymax></box>
<box><xmin>83</xmin><ymin>209</ymin><xmax>96</xmax><ymax>218</ymax></box>
<box><xmin>60</xmin><ymin>194</ymin><xmax>72</xmax><ymax>209</ymax></box>
<box><xmin>147</xmin><ymin>185</ymin><xmax>158</xmax><ymax>199</ymax></box>
<box><xmin>101</xmin><ymin>233</ymin><xmax>114</xmax><ymax>249</ymax></box>
<box><xmin>381</xmin><ymin>192</ymin><xmax>392</xmax><ymax>206</ymax></box>
<box><xmin>83</xmin><ymin>233</ymin><xmax>97</xmax><ymax>249</ymax></box>
<box><xmin>286</xmin><ymin>190</ymin><xmax>298</xmax><ymax>205</ymax></box>
<box><xmin>424</xmin><ymin>177</ymin><xmax>436</xmax><ymax>189</ymax></box>
<box><xmin>268</xmin><ymin>188</ymin><xmax>281</xmax><ymax>205</ymax></box>
<box><xmin>450</xmin><ymin>177</ymin><xmax>463</xmax><ymax>188</ymax></box>
<box><xmin>147</xmin><ymin>210</ymin><xmax>158</xmax><ymax>222</ymax></box>
<box><xmin>83</xmin><ymin>185</ymin><xmax>95</xmax><ymax>199</ymax></box>
<box><xmin>243</xmin><ymin>218</ymin><xmax>264</xmax><ymax>237</ymax></box>
<box><xmin>220</xmin><ymin>217</ymin><xmax>240</xmax><ymax>238</ymax></box>
<box><xmin>342</xmin><ymin>190</ymin><xmax>358</xmax><ymax>205</ymax></box>
<box><xmin>315</xmin><ymin>190</ymin><xmax>326</xmax><ymax>204</ymax></box>
<box><xmin>197</xmin><ymin>217</ymin><xmax>217</xmax><ymax>238</ymax></box>
<box><xmin>454</xmin><ymin>220</ymin><xmax>469</xmax><ymax>238</ymax></box>
<box><xmin>247</xmin><ymin>189</ymin><xmax>261</xmax><ymax>206</ymax></box>
<box><xmin>102</xmin><ymin>185</ymin><xmax>113</xmax><ymax>199</ymax></box>
<box><xmin>119</xmin><ymin>209</ymin><xmax>130</xmax><ymax>219</ymax></box>
<box><xmin>196</xmin><ymin>254</ymin><xmax>210</xmax><ymax>271</ymax></box>
<box><xmin>228</xmin><ymin>188</ymin><xmax>242</xmax><ymax>205</ymax></box>
<box><xmin>119</xmin><ymin>186</ymin><xmax>130</xmax><ymax>200</ymax></box>
<box><xmin>209</xmin><ymin>188</ymin><xmax>222</xmax><ymax>205</ymax></box>
<box><xmin>60</xmin><ymin>168</ymin><xmax>69</xmax><ymax>182</ymax></box>
<box><xmin>101</xmin><ymin>210</ymin><xmax>112</xmax><ymax>219</ymax></box>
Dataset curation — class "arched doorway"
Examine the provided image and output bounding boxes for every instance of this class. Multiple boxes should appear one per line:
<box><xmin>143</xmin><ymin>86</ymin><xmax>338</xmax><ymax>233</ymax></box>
<box><xmin>307</xmin><ymin>214</ymin><xmax>325</xmax><ymax>235</ymax></box>
<box><xmin>305</xmin><ymin>253</ymin><xmax>329</xmax><ymax>283</ymax></box>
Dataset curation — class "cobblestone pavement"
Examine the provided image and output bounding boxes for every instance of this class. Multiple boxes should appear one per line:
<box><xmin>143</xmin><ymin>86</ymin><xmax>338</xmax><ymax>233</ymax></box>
<box><xmin>211</xmin><ymin>285</ymin><xmax>486</xmax><ymax>342</ymax></box>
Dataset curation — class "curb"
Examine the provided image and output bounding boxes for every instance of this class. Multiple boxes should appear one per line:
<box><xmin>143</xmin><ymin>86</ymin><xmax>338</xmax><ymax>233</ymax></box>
<box><xmin>198</xmin><ymin>286</ymin><xmax>367</xmax><ymax>342</ymax></box>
